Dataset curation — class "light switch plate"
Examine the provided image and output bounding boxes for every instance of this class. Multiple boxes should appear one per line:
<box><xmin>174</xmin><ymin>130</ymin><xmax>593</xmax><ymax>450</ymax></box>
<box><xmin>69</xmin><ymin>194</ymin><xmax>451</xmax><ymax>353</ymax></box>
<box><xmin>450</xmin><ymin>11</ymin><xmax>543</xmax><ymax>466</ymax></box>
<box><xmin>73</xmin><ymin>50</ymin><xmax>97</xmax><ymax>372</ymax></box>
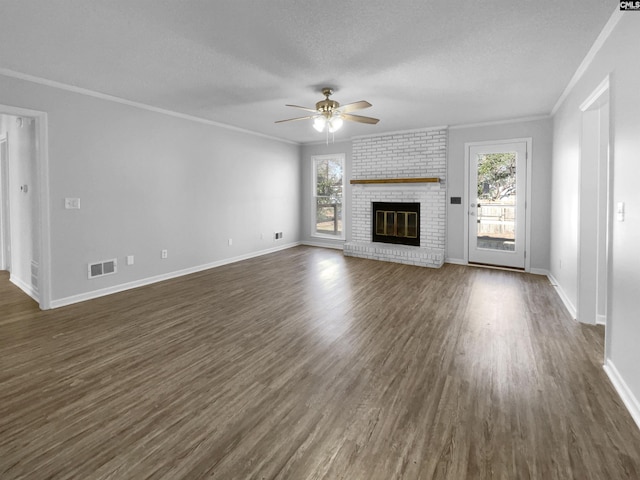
<box><xmin>617</xmin><ymin>202</ymin><xmax>625</xmax><ymax>222</ymax></box>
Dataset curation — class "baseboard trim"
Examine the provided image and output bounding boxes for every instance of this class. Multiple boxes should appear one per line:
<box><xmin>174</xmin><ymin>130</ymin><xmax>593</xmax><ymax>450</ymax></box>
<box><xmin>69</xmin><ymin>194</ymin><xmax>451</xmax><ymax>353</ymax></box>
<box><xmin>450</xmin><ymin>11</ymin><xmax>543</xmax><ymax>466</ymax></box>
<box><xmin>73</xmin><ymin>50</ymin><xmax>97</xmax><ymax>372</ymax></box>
<box><xmin>50</xmin><ymin>242</ymin><xmax>301</xmax><ymax>309</ymax></box>
<box><xmin>530</xmin><ymin>268</ymin><xmax>549</xmax><ymax>276</ymax></box>
<box><xmin>445</xmin><ymin>259</ymin><xmax>551</xmax><ymax>274</ymax></box>
<box><xmin>302</xmin><ymin>240</ymin><xmax>344</xmax><ymax>250</ymax></box>
<box><xmin>445</xmin><ymin>258</ymin><xmax>466</xmax><ymax>265</ymax></box>
<box><xmin>604</xmin><ymin>359</ymin><xmax>640</xmax><ymax>432</ymax></box>
<box><xmin>546</xmin><ymin>273</ymin><xmax>577</xmax><ymax>320</ymax></box>
<box><xmin>10</xmin><ymin>274</ymin><xmax>39</xmax><ymax>303</ymax></box>
<box><xmin>596</xmin><ymin>314</ymin><xmax>606</xmax><ymax>326</ymax></box>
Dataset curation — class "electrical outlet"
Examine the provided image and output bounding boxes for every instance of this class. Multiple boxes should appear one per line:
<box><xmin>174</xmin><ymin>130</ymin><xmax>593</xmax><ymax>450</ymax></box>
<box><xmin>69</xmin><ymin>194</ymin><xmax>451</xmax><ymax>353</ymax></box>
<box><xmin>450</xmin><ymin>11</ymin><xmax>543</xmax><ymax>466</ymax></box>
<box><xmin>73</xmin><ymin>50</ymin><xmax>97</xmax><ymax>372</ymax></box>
<box><xmin>161</xmin><ymin>249</ymin><xmax>168</xmax><ymax>259</ymax></box>
<box><xmin>228</xmin><ymin>238</ymin><xmax>233</xmax><ymax>246</ymax></box>
<box><xmin>126</xmin><ymin>255</ymin><xmax>134</xmax><ymax>265</ymax></box>
<box><xmin>64</xmin><ymin>197</ymin><xmax>81</xmax><ymax>209</ymax></box>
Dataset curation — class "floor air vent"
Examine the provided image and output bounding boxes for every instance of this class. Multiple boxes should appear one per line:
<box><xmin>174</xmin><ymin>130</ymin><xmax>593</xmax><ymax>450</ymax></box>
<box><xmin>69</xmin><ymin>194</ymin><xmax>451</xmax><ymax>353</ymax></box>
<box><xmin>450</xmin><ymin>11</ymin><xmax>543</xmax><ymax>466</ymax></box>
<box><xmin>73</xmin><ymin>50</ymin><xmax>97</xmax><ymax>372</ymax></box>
<box><xmin>88</xmin><ymin>258</ymin><xmax>117</xmax><ymax>279</ymax></box>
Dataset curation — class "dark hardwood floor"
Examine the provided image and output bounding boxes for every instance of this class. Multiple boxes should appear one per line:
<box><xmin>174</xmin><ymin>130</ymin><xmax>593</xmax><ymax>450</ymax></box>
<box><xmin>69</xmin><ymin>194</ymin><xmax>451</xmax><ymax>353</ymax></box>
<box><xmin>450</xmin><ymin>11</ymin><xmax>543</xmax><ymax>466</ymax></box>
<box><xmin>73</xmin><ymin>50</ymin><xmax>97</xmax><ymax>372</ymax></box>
<box><xmin>1</xmin><ymin>246</ymin><xmax>639</xmax><ymax>479</ymax></box>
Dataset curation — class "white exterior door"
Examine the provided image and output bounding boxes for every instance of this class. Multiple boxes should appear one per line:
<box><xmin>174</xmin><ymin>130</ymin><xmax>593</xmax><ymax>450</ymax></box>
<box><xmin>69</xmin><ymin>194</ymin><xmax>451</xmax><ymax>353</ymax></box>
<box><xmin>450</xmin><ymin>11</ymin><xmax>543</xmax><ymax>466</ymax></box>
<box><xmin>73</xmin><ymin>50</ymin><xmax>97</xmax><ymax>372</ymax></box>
<box><xmin>468</xmin><ymin>141</ymin><xmax>527</xmax><ymax>269</ymax></box>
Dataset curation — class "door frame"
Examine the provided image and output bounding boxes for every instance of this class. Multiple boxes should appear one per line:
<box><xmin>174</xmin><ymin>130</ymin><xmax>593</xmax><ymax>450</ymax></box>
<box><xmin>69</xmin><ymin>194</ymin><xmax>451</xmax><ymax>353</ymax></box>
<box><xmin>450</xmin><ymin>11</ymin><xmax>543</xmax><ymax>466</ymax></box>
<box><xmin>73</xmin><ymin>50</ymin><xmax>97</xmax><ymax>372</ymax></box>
<box><xmin>577</xmin><ymin>76</ymin><xmax>610</xmax><ymax>329</ymax></box>
<box><xmin>0</xmin><ymin>105</ymin><xmax>51</xmax><ymax>309</ymax></box>
<box><xmin>463</xmin><ymin>137</ymin><xmax>533</xmax><ymax>271</ymax></box>
<box><xmin>0</xmin><ymin>135</ymin><xmax>10</xmax><ymax>271</ymax></box>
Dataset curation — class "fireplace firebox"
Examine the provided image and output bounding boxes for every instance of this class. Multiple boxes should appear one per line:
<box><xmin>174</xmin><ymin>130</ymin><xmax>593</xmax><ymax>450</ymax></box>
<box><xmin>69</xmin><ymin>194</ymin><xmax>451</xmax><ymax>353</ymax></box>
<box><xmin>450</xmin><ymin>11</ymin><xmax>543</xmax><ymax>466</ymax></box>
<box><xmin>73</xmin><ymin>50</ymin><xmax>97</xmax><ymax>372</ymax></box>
<box><xmin>371</xmin><ymin>202</ymin><xmax>420</xmax><ymax>246</ymax></box>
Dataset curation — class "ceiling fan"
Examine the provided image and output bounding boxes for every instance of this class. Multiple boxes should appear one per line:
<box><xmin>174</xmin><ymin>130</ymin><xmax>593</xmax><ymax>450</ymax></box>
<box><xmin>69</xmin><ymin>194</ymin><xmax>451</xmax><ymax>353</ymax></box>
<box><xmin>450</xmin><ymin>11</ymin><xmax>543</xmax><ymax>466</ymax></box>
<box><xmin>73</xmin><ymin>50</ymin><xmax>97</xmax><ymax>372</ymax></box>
<box><xmin>275</xmin><ymin>88</ymin><xmax>379</xmax><ymax>134</ymax></box>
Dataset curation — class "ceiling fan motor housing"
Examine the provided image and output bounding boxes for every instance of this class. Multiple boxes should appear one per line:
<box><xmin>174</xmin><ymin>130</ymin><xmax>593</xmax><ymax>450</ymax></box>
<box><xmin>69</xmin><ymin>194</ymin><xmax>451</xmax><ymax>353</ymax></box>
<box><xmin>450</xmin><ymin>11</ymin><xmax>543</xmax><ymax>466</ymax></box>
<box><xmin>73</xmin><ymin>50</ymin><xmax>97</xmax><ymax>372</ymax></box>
<box><xmin>316</xmin><ymin>88</ymin><xmax>340</xmax><ymax>117</ymax></box>
<box><xmin>316</xmin><ymin>99</ymin><xmax>340</xmax><ymax>116</ymax></box>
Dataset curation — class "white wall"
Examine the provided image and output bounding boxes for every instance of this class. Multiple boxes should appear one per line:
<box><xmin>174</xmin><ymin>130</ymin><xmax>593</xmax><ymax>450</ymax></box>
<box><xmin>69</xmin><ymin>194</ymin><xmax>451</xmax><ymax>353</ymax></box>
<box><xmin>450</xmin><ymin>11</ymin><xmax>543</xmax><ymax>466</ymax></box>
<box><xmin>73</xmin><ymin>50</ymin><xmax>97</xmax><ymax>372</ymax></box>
<box><xmin>0</xmin><ymin>113</ymin><xmax>39</xmax><ymax>297</ymax></box>
<box><xmin>0</xmin><ymin>74</ymin><xmax>301</xmax><ymax>304</ymax></box>
<box><xmin>447</xmin><ymin>117</ymin><xmax>553</xmax><ymax>271</ymax></box>
<box><xmin>551</xmin><ymin>12</ymin><xmax>640</xmax><ymax>424</ymax></box>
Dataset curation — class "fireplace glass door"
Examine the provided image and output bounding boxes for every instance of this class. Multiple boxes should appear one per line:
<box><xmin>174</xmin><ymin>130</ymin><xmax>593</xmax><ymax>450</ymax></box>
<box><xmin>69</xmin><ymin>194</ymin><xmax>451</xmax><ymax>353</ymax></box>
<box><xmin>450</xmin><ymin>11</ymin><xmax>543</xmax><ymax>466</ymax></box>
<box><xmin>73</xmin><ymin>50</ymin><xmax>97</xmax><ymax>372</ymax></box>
<box><xmin>372</xmin><ymin>202</ymin><xmax>420</xmax><ymax>246</ymax></box>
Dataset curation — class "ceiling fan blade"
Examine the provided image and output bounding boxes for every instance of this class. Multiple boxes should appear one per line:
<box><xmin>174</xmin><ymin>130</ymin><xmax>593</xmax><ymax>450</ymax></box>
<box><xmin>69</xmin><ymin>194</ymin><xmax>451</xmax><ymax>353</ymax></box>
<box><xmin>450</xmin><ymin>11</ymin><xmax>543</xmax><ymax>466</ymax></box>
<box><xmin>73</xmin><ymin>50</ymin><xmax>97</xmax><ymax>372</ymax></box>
<box><xmin>275</xmin><ymin>115</ymin><xmax>316</xmax><ymax>124</ymax></box>
<box><xmin>342</xmin><ymin>113</ymin><xmax>379</xmax><ymax>125</ymax></box>
<box><xmin>285</xmin><ymin>104</ymin><xmax>318</xmax><ymax>113</ymax></box>
<box><xmin>336</xmin><ymin>101</ymin><xmax>372</xmax><ymax>114</ymax></box>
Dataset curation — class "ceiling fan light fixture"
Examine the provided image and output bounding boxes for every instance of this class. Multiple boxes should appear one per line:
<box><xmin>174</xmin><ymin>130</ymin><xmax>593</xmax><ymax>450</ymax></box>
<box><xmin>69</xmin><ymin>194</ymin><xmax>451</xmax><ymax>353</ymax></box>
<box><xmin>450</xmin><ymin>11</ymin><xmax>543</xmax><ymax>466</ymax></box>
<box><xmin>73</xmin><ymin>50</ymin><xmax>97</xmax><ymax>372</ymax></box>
<box><xmin>313</xmin><ymin>116</ymin><xmax>327</xmax><ymax>132</ymax></box>
<box><xmin>328</xmin><ymin>115</ymin><xmax>343</xmax><ymax>133</ymax></box>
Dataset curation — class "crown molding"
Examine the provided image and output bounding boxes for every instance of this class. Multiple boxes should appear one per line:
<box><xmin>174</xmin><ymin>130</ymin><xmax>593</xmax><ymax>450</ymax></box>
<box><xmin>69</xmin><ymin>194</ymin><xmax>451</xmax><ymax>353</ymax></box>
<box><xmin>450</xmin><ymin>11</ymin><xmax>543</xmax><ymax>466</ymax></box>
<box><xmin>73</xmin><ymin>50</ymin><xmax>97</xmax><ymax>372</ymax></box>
<box><xmin>551</xmin><ymin>7</ymin><xmax>623</xmax><ymax>115</ymax></box>
<box><xmin>0</xmin><ymin>67</ymin><xmax>299</xmax><ymax>146</ymax></box>
<box><xmin>351</xmin><ymin>125</ymin><xmax>449</xmax><ymax>140</ymax></box>
<box><xmin>579</xmin><ymin>76</ymin><xmax>610</xmax><ymax>112</ymax></box>
<box><xmin>449</xmin><ymin>114</ymin><xmax>550</xmax><ymax>130</ymax></box>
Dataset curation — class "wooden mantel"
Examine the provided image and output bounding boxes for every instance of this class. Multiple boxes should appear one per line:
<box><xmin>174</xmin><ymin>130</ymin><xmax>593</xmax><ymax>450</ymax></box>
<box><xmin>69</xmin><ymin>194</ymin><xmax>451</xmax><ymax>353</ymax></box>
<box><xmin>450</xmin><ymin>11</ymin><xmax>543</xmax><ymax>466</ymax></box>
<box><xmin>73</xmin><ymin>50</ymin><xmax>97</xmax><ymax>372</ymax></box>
<box><xmin>349</xmin><ymin>177</ymin><xmax>440</xmax><ymax>185</ymax></box>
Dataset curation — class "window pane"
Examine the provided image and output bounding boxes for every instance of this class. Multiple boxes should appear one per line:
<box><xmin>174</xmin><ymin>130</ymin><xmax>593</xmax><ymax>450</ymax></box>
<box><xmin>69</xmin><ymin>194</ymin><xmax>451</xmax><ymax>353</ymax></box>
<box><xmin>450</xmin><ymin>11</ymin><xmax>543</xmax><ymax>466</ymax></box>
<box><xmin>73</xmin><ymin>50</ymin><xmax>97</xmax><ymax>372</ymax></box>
<box><xmin>316</xmin><ymin>159</ymin><xmax>343</xmax><ymax>197</ymax></box>
<box><xmin>316</xmin><ymin>199</ymin><xmax>341</xmax><ymax>235</ymax></box>
<box><xmin>316</xmin><ymin>159</ymin><xmax>329</xmax><ymax>196</ymax></box>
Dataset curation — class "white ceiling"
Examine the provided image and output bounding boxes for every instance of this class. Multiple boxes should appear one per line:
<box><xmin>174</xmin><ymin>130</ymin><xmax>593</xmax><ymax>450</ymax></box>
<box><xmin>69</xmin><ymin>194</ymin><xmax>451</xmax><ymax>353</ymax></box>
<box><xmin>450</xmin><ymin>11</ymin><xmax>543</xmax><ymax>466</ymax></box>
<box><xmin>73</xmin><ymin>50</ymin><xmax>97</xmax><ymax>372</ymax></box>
<box><xmin>0</xmin><ymin>1</ymin><xmax>615</xmax><ymax>144</ymax></box>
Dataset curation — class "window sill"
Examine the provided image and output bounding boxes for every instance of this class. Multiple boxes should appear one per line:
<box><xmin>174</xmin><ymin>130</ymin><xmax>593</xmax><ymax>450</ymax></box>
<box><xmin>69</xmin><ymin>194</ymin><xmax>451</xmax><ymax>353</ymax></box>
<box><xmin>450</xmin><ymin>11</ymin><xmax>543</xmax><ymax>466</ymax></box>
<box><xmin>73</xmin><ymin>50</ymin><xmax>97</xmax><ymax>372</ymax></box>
<box><xmin>311</xmin><ymin>233</ymin><xmax>345</xmax><ymax>241</ymax></box>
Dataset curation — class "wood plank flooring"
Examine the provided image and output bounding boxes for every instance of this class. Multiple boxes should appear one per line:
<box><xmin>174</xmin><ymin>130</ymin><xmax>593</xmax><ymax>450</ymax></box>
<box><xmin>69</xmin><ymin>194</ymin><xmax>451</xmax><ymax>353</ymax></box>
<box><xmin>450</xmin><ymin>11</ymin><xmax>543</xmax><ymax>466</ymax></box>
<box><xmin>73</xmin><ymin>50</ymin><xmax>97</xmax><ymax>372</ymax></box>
<box><xmin>1</xmin><ymin>246</ymin><xmax>639</xmax><ymax>479</ymax></box>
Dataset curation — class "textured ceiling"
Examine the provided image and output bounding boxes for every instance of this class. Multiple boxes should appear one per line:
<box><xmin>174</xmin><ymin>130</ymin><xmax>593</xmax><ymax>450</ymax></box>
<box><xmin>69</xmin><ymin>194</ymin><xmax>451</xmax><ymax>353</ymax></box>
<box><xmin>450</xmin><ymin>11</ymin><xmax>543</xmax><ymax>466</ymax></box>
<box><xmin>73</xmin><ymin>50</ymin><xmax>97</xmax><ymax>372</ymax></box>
<box><xmin>0</xmin><ymin>1</ymin><xmax>615</xmax><ymax>143</ymax></box>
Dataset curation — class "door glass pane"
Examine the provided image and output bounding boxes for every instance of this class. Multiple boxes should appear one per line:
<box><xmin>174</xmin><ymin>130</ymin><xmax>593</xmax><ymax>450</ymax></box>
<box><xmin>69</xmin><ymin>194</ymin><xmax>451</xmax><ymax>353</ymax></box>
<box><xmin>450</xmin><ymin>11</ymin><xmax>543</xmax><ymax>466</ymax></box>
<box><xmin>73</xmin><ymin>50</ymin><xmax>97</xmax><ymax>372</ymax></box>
<box><xmin>407</xmin><ymin>212</ymin><xmax>418</xmax><ymax>238</ymax></box>
<box><xmin>397</xmin><ymin>212</ymin><xmax>406</xmax><ymax>237</ymax></box>
<box><xmin>385</xmin><ymin>212</ymin><xmax>395</xmax><ymax>236</ymax></box>
<box><xmin>476</xmin><ymin>152</ymin><xmax>516</xmax><ymax>251</ymax></box>
<box><xmin>375</xmin><ymin>210</ymin><xmax>385</xmax><ymax>235</ymax></box>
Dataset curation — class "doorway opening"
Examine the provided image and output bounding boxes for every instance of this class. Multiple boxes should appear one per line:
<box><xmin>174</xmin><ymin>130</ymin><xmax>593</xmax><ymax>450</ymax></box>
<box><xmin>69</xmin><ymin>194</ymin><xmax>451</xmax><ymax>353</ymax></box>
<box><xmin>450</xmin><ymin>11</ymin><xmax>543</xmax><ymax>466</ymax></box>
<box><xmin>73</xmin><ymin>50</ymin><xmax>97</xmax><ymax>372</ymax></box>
<box><xmin>578</xmin><ymin>77</ymin><xmax>610</xmax><ymax>330</ymax></box>
<box><xmin>0</xmin><ymin>106</ymin><xmax>50</xmax><ymax>309</ymax></box>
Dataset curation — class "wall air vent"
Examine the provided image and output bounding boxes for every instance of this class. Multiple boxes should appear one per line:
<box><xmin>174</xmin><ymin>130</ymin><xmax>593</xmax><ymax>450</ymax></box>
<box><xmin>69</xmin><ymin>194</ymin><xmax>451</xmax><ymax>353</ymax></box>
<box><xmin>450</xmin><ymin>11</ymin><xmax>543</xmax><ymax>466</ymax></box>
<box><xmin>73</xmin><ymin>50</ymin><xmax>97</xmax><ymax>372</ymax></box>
<box><xmin>88</xmin><ymin>258</ymin><xmax>117</xmax><ymax>279</ymax></box>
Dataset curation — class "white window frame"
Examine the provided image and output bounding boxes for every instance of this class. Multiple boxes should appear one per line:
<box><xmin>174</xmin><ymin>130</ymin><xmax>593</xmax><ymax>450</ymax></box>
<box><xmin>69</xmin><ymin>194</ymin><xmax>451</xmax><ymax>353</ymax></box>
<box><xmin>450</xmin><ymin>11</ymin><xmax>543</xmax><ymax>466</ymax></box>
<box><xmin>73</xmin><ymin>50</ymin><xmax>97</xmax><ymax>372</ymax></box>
<box><xmin>311</xmin><ymin>153</ymin><xmax>345</xmax><ymax>240</ymax></box>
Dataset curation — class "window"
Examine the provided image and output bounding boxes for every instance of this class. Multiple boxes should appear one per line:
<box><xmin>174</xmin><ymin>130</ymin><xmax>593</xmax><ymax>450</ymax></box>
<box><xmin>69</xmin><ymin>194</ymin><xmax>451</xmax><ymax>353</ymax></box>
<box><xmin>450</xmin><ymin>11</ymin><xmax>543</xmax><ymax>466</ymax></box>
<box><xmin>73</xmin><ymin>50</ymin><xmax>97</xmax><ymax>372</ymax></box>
<box><xmin>312</xmin><ymin>154</ymin><xmax>345</xmax><ymax>238</ymax></box>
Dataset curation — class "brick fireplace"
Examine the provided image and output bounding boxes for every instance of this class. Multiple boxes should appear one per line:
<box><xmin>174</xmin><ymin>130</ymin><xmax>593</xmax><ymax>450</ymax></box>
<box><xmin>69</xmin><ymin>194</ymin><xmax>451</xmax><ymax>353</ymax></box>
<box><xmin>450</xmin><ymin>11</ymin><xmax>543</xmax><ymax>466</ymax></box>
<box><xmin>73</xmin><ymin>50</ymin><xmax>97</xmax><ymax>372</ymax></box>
<box><xmin>343</xmin><ymin>128</ymin><xmax>446</xmax><ymax>268</ymax></box>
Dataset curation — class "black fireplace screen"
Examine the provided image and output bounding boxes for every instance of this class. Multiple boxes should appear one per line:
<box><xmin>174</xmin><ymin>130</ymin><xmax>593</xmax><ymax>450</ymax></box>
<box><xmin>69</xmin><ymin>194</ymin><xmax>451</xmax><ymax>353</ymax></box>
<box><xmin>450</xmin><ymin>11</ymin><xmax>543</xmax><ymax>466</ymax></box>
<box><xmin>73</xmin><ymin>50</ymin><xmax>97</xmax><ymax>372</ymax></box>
<box><xmin>372</xmin><ymin>202</ymin><xmax>420</xmax><ymax>246</ymax></box>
